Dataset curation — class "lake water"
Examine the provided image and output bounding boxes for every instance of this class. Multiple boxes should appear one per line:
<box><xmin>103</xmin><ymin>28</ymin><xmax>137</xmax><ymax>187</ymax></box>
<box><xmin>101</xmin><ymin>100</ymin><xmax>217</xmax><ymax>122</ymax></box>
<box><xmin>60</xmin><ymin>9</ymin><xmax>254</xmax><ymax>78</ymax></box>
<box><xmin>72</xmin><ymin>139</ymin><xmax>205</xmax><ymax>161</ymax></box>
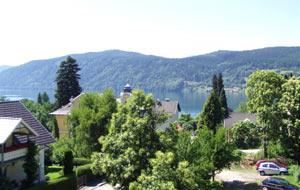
<box><xmin>0</xmin><ymin>88</ymin><xmax>246</xmax><ymax>117</ymax></box>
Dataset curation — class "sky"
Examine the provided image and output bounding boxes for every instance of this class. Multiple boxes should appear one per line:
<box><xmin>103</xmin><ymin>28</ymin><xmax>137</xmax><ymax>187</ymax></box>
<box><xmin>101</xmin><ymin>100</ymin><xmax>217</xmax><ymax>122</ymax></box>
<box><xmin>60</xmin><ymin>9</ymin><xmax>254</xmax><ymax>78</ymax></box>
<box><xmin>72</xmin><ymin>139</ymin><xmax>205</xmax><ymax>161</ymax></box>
<box><xmin>0</xmin><ymin>0</ymin><xmax>300</xmax><ymax>66</ymax></box>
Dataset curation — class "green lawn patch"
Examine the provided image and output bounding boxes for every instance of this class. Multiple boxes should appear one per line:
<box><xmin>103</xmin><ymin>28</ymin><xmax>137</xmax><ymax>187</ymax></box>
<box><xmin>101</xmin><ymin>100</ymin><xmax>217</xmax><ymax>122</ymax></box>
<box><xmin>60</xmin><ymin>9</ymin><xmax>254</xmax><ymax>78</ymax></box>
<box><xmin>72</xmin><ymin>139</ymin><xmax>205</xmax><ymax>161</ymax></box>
<box><xmin>45</xmin><ymin>166</ymin><xmax>63</xmax><ymax>181</ymax></box>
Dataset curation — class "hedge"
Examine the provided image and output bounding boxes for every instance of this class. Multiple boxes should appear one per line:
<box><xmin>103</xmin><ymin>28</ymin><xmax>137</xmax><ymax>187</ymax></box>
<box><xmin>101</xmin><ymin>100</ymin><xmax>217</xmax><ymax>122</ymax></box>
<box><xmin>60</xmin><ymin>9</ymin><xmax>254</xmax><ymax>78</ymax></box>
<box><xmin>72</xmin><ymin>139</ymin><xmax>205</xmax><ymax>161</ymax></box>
<box><xmin>25</xmin><ymin>175</ymin><xmax>76</xmax><ymax>190</ymax></box>
<box><xmin>75</xmin><ymin>164</ymin><xmax>93</xmax><ymax>177</ymax></box>
<box><xmin>73</xmin><ymin>158</ymin><xmax>92</xmax><ymax>166</ymax></box>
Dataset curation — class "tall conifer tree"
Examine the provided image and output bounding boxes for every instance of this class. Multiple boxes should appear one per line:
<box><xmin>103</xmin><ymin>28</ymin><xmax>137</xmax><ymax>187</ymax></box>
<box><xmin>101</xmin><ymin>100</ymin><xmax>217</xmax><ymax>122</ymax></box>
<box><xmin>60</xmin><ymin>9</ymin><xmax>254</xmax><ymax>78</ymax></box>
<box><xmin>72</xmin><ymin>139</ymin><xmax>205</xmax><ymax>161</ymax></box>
<box><xmin>55</xmin><ymin>56</ymin><xmax>82</xmax><ymax>108</ymax></box>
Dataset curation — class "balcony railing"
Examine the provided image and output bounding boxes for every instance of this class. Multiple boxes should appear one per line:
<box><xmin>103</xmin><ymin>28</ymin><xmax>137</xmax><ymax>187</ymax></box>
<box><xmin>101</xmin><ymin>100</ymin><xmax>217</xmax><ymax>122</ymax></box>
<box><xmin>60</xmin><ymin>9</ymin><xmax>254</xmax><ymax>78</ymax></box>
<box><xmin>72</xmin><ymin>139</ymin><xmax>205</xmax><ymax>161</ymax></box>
<box><xmin>2</xmin><ymin>144</ymin><xmax>28</xmax><ymax>162</ymax></box>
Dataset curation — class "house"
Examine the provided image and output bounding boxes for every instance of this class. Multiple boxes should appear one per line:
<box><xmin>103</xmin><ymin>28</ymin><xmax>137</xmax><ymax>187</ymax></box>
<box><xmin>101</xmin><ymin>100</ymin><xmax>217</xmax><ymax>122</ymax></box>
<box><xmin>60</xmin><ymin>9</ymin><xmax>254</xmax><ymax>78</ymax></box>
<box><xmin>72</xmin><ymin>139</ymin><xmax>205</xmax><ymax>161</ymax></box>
<box><xmin>224</xmin><ymin>112</ymin><xmax>256</xmax><ymax>128</ymax></box>
<box><xmin>0</xmin><ymin>101</ymin><xmax>54</xmax><ymax>185</ymax></box>
<box><xmin>155</xmin><ymin>99</ymin><xmax>181</xmax><ymax>130</ymax></box>
<box><xmin>50</xmin><ymin>94</ymin><xmax>83</xmax><ymax>137</ymax></box>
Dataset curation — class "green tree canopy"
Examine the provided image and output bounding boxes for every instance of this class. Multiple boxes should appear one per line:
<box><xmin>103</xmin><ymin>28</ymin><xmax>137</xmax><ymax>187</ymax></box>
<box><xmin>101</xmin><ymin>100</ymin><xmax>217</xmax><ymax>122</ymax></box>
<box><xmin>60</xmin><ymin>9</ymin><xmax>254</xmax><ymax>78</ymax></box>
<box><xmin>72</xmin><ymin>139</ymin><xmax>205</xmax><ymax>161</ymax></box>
<box><xmin>279</xmin><ymin>78</ymin><xmax>300</xmax><ymax>163</ymax></box>
<box><xmin>91</xmin><ymin>90</ymin><xmax>167</xmax><ymax>187</ymax></box>
<box><xmin>55</xmin><ymin>56</ymin><xmax>82</xmax><ymax>108</ymax></box>
<box><xmin>68</xmin><ymin>90</ymin><xmax>117</xmax><ymax>158</ymax></box>
<box><xmin>246</xmin><ymin>70</ymin><xmax>285</xmax><ymax>157</ymax></box>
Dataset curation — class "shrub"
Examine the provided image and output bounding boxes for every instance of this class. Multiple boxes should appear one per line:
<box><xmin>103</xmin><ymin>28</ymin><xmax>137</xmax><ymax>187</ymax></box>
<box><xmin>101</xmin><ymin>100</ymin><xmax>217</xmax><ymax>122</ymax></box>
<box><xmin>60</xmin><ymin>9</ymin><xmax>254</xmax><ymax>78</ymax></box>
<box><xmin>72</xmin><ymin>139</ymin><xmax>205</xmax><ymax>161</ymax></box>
<box><xmin>73</xmin><ymin>158</ymin><xmax>91</xmax><ymax>166</ymax></box>
<box><xmin>22</xmin><ymin>141</ymin><xmax>38</xmax><ymax>188</ymax></box>
<box><xmin>0</xmin><ymin>176</ymin><xmax>16</xmax><ymax>190</ymax></box>
<box><xmin>75</xmin><ymin>164</ymin><xmax>92</xmax><ymax>177</ymax></box>
<box><xmin>63</xmin><ymin>151</ymin><xmax>74</xmax><ymax>175</ymax></box>
<box><xmin>289</xmin><ymin>165</ymin><xmax>300</xmax><ymax>183</ymax></box>
<box><xmin>267</xmin><ymin>140</ymin><xmax>285</xmax><ymax>158</ymax></box>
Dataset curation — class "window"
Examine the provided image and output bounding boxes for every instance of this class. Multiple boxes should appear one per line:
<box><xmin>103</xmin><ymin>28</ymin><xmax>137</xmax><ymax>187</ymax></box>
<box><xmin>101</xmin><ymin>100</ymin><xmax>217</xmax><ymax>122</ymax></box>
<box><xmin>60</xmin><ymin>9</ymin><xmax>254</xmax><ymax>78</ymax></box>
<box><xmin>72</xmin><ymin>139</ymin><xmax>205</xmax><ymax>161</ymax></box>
<box><xmin>270</xmin><ymin>164</ymin><xmax>278</xmax><ymax>169</ymax></box>
<box><xmin>262</xmin><ymin>164</ymin><xmax>268</xmax><ymax>167</ymax></box>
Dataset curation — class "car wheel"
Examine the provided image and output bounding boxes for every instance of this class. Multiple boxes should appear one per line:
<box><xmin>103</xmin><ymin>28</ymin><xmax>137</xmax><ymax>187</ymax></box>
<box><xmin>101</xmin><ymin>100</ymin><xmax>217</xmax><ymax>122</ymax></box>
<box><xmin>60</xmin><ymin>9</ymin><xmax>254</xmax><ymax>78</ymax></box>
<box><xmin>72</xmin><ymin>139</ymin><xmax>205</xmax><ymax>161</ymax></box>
<box><xmin>262</xmin><ymin>187</ymin><xmax>268</xmax><ymax>190</ymax></box>
<box><xmin>260</xmin><ymin>171</ymin><xmax>265</xmax><ymax>176</ymax></box>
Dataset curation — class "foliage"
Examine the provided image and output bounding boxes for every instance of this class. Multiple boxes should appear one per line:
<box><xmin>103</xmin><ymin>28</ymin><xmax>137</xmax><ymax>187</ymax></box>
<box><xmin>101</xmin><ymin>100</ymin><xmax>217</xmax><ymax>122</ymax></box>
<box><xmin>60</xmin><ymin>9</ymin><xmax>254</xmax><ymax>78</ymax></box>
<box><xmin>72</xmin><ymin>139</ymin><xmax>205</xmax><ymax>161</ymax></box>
<box><xmin>230</xmin><ymin>121</ymin><xmax>260</xmax><ymax>149</ymax></box>
<box><xmin>68</xmin><ymin>90</ymin><xmax>117</xmax><ymax>158</ymax></box>
<box><xmin>51</xmin><ymin>137</ymin><xmax>74</xmax><ymax>164</ymax></box>
<box><xmin>55</xmin><ymin>56</ymin><xmax>82</xmax><ymax>108</ymax></box>
<box><xmin>212</xmin><ymin>73</ymin><xmax>229</xmax><ymax>118</ymax></box>
<box><xmin>75</xmin><ymin>164</ymin><xmax>93</xmax><ymax>177</ymax></box>
<box><xmin>267</xmin><ymin>140</ymin><xmax>285</xmax><ymax>158</ymax></box>
<box><xmin>289</xmin><ymin>165</ymin><xmax>300</xmax><ymax>183</ymax></box>
<box><xmin>63</xmin><ymin>151</ymin><xmax>74</xmax><ymax>175</ymax></box>
<box><xmin>235</xmin><ymin>101</ymin><xmax>248</xmax><ymax>113</ymax></box>
<box><xmin>0</xmin><ymin>175</ymin><xmax>16</xmax><ymax>190</ymax></box>
<box><xmin>73</xmin><ymin>158</ymin><xmax>92</xmax><ymax>166</ymax></box>
<box><xmin>91</xmin><ymin>90</ymin><xmax>167</xmax><ymax>187</ymax></box>
<box><xmin>278</xmin><ymin>78</ymin><xmax>300</xmax><ymax>163</ymax></box>
<box><xmin>25</xmin><ymin>174</ymin><xmax>76</xmax><ymax>190</ymax></box>
<box><xmin>177</xmin><ymin>113</ymin><xmax>196</xmax><ymax>131</ymax></box>
<box><xmin>220</xmin><ymin>88</ymin><xmax>229</xmax><ymax>118</ymax></box>
<box><xmin>246</xmin><ymin>70</ymin><xmax>285</xmax><ymax>158</ymax></box>
<box><xmin>2</xmin><ymin>47</ymin><xmax>300</xmax><ymax>92</ymax></box>
<box><xmin>22</xmin><ymin>141</ymin><xmax>38</xmax><ymax>188</ymax></box>
<box><xmin>199</xmin><ymin>91</ymin><xmax>223</xmax><ymax>133</ymax></box>
<box><xmin>130</xmin><ymin>151</ymin><xmax>211</xmax><ymax>190</ymax></box>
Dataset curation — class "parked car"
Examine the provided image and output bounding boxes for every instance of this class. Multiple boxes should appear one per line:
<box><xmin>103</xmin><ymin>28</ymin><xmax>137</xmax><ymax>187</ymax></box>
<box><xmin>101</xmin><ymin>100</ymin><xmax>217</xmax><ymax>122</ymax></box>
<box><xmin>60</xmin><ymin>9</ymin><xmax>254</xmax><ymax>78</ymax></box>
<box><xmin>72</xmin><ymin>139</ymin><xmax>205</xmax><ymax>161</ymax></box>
<box><xmin>256</xmin><ymin>160</ymin><xmax>288</xmax><ymax>170</ymax></box>
<box><xmin>258</xmin><ymin>162</ymin><xmax>288</xmax><ymax>176</ymax></box>
<box><xmin>262</xmin><ymin>177</ymin><xmax>298</xmax><ymax>190</ymax></box>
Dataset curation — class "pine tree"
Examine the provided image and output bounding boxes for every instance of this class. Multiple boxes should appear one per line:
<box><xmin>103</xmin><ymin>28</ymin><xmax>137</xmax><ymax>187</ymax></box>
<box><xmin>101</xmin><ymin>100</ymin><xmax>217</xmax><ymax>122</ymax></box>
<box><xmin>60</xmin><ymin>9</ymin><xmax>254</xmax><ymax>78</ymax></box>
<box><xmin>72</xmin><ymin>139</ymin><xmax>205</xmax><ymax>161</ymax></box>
<box><xmin>217</xmin><ymin>73</ymin><xmax>224</xmax><ymax>96</ymax></box>
<box><xmin>42</xmin><ymin>92</ymin><xmax>50</xmax><ymax>103</ymax></box>
<box><xmin>220</xmin><ymin>88</ymin><xmax>229</xmax><ymax>118</ymax></box>
<box><xmin>55</xmin><ymin>56</ymin><xmax>82</xmax><ymax>108</ymax></box>
<box><xmin>37</xmin><ymin>93</ymin><xmax>42</xmax><ymax>104</ymax></box>
<box><xmin>199</xmin><ymin>91</ymin><xmax>223</xmax><ymax>133</ymax></box>
<box><xmin>212</xmin><ymin>74</ymin><xmax>218</xmax><ymax>94</ymax></box>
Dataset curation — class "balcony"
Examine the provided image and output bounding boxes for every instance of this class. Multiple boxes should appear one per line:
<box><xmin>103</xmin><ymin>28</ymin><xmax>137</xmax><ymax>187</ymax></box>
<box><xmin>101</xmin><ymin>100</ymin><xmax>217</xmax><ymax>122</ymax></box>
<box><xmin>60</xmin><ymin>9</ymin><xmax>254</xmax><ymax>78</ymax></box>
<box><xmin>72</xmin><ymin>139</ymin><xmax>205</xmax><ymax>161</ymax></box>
<box><xmin>2</xmin><ymin>144</ymin><xmax>28</xmax><ymax>162</ymax></box>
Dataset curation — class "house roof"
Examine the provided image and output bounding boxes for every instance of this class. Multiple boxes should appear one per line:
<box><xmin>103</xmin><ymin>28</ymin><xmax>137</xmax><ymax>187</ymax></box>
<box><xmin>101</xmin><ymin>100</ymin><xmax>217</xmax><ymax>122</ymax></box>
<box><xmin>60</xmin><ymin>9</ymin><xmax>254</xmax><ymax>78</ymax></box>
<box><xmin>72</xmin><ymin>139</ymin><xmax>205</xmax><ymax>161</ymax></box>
<box><xmin>50</xmin><ymin>93</ymin><xmax>83</xmax><ymax>115</ymax></box>
<box><xmin>155</xmin><ymin>100</ymin><xmax>181</xmax><ymax>115</ymax></box>
<box><xmin>0</xmin><ymin>117</ymin><xmax>38</xmax><ymax>144</ymax></box>
<box><xmin>0</xmin><ymin>101</ymin><xmax>54</xmax><ymax>146</ymax></box>
<box><xmin>224</xmin><ymin>112</ymin><xmax>256</xmax><ymax>128</ymax></box>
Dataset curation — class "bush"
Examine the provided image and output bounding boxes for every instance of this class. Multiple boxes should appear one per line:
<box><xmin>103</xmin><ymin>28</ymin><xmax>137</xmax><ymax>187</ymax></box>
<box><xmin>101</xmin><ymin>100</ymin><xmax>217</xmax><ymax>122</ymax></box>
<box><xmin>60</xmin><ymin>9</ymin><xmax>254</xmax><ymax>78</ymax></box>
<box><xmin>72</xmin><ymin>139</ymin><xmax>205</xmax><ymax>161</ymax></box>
<box><xmin>63</xmin><ymin>151</ymin><xmax>74</xmax><ymax>175</ymax></box>
<box><xmin>25</xmin><ymin>175</ymin><xmax>76</xmax><ymax>190</ymax></box>
<box><xmin>267</xmin><ymin>140</ymin><xmax>285</xmax><ymax>158</ymax></box>
<box><xmin>289</xmin><ymin>165</ymin><xmax>300</xmax><ymax>183</ymax></box>
<box><xmin>74</xmin><ymin>158</ymin><xmax>91</xmax><ymax>166</ymax></box>
<box><xmin>75</xmin><ymin>164</ymin><xmax>92</xmax><ymax>177</ymax></box>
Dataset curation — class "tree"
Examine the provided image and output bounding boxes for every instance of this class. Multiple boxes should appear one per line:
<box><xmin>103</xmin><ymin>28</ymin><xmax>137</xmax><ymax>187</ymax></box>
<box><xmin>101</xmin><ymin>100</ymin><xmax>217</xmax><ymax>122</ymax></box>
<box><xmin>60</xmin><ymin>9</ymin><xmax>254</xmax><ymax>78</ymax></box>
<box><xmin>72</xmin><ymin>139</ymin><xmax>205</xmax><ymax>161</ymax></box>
<box><xmin>129</xmin><ymin>151</ymin><xmax>202</xmax><ymax>190</ymax></box>
<box><xmin>22</xmin><ymin>141</ymin><xmax>38</xmax><ymax>187</ymax></box>
<box><xmin>51</xmin><ymin>137</ymin><xmax>74</xmax><ymax>164</ymax></box>
<box><xmin>37</xmin><ymin>93</ymin><xmax>42</xmax><ymax>104</ymax></box>
<box><xmin>279</xmin><ymin>78</ymin><xmax>300</xmax><ymax>163</ymax></box>
<box><xmin>246</xmin><ymin>70</ymin><xmax>285</xmax><ymax>158</ymax></box>
<box><xmin>220</xmin><ymin>88</ymin><xmax>229</xmax><ymax>118</ymax></box>
<box><xmin>55</xmin><ymin>56</ymin><xmax>82</xmax><ymax>108</ymax></box>
<box><xmin>63</xmin><ymin>151</ymin><xmax>74</xmax><ymax>175</ymax></box>
<box><xmin>68</xmin><ymin>90</ymin><xmax>117</xmax><ymax>158</ymax></box>
<box><xmin>199</xmin><ymin>91</ymin><xmax>223</xmax><ymax>133</ymax></box>
<box><xmin>91</xmin><ymin>90</ymin><xmax>167</xmax><ymax>188</ymax></box>
<box><xmin>212</xmin><ymin>74</ymin><xmax>218</xmax><ymax>94</ymax></box>
<box><xmin>230</xmin><ymin>121</ymin><xmax>260</xmax><ymax>149</ymax></box>
<box><xmin>42</xmin><ymin>92</ymin><xmax>50</xmax><ymax>103</ymax></box>
<box><xmin>217</xmin><ymin>73</ymin><xmax>224</xmax><ymax>96</ymax></box>
<box><xmin>177</xmin><ymin>114</ymin><xmax>196</xmax><ymax>131</ymax></box>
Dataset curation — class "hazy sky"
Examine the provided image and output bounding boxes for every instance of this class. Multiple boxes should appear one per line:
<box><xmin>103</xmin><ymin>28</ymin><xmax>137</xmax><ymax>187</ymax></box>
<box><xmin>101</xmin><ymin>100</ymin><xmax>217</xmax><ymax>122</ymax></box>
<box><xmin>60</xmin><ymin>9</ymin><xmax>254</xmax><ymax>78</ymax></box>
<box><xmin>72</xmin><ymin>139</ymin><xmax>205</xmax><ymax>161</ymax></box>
<box><xmin>1</xmin><ymin>0</ymin><xmax>300</xmax><ymax>66</ymax></box>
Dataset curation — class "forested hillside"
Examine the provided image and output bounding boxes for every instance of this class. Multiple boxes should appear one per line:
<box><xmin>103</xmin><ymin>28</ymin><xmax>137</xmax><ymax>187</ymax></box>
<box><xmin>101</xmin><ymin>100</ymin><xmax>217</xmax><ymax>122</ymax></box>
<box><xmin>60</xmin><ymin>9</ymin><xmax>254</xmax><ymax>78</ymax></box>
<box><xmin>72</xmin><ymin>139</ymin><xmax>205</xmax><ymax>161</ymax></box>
<box><xmin>0</xmin><ymin>47</ymin><xmax>299</xmax><ymax>92</ymax></box>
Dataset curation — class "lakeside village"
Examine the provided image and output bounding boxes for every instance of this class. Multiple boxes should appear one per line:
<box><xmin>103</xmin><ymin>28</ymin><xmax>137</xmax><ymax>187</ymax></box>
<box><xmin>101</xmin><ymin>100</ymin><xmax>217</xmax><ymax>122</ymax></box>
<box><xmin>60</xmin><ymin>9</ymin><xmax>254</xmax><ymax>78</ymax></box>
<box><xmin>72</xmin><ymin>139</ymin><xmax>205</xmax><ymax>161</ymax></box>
<box><xmin>1</xmin><ymin>56</ymin><xmax>300</xmax><ymax>190</ymax></box>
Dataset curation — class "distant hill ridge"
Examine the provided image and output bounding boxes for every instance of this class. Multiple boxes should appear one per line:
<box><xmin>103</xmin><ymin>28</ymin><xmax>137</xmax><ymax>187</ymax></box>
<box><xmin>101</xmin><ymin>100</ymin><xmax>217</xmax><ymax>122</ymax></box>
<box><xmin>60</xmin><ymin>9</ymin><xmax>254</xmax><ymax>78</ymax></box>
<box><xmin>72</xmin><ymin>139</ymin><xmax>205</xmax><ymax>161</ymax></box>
<box><xmin>0</xmin><ymin>46</ymin><xmax>300</xmax><ymax>92</ymax></box>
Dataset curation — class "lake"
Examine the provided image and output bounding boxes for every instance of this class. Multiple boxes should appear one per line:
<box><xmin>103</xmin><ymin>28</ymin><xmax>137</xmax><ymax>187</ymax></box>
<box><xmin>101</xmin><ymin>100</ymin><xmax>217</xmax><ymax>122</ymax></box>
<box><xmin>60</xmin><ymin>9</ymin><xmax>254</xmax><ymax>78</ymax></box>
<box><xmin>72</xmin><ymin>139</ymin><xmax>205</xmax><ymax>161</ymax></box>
<box><xmin>0</xmin><ymin>88</ymin><xmax>246</xmax><ymax>117</ymax></box>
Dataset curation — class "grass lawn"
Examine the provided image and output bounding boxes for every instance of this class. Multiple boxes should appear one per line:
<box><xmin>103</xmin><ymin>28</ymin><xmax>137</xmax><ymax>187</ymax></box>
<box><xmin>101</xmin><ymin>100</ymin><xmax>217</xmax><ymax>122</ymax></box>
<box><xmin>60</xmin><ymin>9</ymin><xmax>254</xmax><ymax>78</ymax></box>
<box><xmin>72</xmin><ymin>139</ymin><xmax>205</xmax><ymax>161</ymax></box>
<box><xmin>45</xmin><ymin>166</ymin><xmax>63</xmax><ymax>181</ymax></box>
<box><xmin>280</xmin><ymin>175</ymin><xmax>300</xmax><ymax>187</ymax></box>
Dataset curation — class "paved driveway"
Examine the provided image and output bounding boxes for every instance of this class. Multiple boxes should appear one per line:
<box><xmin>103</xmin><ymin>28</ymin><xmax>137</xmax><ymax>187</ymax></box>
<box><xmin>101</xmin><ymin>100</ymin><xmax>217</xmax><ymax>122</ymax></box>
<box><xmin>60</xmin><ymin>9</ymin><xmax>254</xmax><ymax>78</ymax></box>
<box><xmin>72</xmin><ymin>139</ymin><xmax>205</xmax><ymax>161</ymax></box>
<box><xmin>79</xmin><ymin>180</ymin><xmax>114</xmax><ymax>190</ymax></box>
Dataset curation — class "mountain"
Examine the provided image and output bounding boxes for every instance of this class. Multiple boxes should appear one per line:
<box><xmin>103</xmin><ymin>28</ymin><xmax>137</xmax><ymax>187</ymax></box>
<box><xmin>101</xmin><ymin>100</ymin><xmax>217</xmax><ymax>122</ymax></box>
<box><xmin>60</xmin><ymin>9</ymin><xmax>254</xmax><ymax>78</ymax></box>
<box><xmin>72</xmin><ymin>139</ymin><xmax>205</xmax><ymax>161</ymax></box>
<box><xmin>0</xmin><ymin>47</ymin><xmax>299</xmax><ymax>92</ymax></box>
<box><xmin>0</xmin><ymin>65</ymin><xmax>12</xmax><ymax>73</ymax></box>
